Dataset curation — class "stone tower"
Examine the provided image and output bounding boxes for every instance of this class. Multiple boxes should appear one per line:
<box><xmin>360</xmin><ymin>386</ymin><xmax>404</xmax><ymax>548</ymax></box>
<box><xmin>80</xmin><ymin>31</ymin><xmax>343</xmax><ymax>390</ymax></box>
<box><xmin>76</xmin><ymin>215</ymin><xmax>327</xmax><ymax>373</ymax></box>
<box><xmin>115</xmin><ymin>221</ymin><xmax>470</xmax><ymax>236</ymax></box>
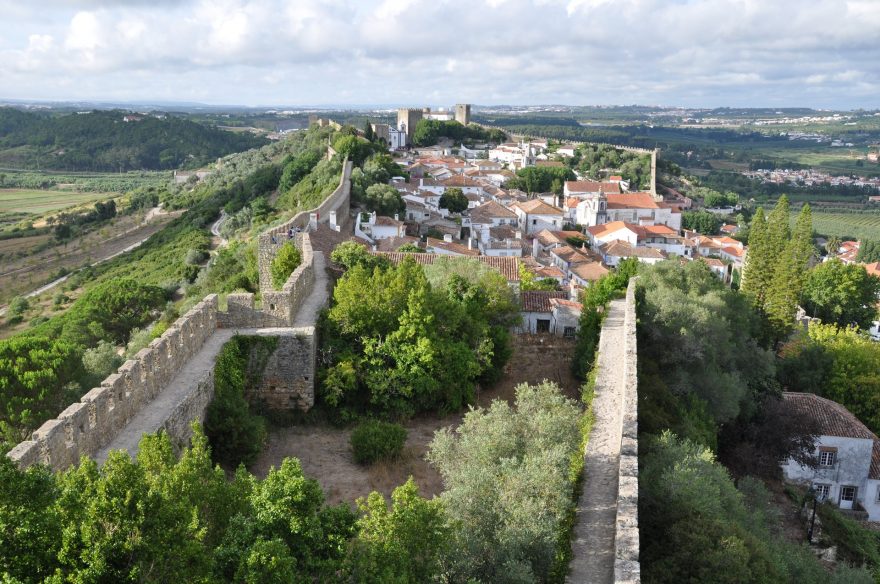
<box><xmin>397</xmin><ymin>108</ymin><xmax>424</xmax><ymax>145</ymax></box>
<box><xmin>455</xmin><ymin>103</ymin><xmax>471</xmax><ymax>126</ymax></box>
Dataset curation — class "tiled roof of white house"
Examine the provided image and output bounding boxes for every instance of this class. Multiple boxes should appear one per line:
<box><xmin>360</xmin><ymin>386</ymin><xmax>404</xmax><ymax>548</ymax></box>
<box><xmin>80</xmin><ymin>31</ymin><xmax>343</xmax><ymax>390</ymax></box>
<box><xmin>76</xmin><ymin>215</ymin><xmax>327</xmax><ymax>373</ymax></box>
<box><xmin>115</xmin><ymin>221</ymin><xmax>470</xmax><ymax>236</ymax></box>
<box><xmin>520</xmin><ymin>290</ymin><xmax>568</xmax><ymax>312</ymax></box>
<box><xmin>782</xmin><ymin>392</ymin><xmax>880</xmax><ymax>479</ymax></box>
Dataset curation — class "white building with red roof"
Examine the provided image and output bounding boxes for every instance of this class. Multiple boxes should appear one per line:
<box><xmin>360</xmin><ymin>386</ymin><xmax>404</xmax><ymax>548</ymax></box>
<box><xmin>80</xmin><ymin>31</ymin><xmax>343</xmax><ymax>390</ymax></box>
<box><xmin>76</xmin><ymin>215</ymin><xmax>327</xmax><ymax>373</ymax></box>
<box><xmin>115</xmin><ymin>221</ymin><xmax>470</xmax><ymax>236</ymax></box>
<box><xmin>782</xmin><ymin>392</ymin><xmax>880</xmax><ymax>520</ymax></box>
<box><xmin>511</xmin><ymin>199</ymin><xmax>565</xmax><ymax>235</ymax></box>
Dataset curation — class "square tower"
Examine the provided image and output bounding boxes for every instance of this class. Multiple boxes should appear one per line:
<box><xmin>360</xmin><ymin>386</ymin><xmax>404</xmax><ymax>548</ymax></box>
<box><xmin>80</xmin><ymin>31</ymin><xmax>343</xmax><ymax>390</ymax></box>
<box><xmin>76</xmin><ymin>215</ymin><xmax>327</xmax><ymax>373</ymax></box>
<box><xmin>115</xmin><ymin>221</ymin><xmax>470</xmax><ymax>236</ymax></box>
<box><xmin>455</xmin><ymin>103</ymin><xmax>471</xmax><ymax>126</ymax></box>
<box><xmin>397</xmin><ymin>108</ymin><xmax>424</xmax><ymax>145</ymax></box>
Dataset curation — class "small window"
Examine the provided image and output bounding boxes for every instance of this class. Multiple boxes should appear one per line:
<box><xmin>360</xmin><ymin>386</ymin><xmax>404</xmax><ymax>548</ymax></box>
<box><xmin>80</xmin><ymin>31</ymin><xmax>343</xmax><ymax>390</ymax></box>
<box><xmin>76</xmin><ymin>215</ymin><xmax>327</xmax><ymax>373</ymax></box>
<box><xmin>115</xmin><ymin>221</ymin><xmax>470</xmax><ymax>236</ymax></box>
<box><xmin>563</xmin><ymin>326</ymin><xmax>576</xmax><ymax>338</ymax></box>
<box><xmin>819</xmin><ymin>450</ymin><xmax>836</xmax><ymax>467</ymax></box>
<box><xmin>532</xmin><ymin>219</ymin><xmax>537</xmax><ymax>225</ymax></box>
<box><xmin>841</xmin><ymin>486</ymin><xmax>857</xmax><ymax>502</ymax></box>
<box><xmin>814</xmin><ymin>483</ymin><xmax>831</xmax><ymax>501</ymax></box>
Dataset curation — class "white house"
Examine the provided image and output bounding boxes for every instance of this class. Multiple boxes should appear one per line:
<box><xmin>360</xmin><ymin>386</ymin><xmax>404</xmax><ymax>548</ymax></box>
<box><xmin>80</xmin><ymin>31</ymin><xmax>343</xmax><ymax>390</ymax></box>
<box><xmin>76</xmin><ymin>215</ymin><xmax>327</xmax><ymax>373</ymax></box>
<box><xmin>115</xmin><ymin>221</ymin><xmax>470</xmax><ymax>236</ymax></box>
<box><xmin>518</xmin><ymin>291</ymin><xmax>569</xmax><ymax>334</ymax></box>
<box><xmin>598</xmin><ymin>240</ymin><xmax>666</xmax><ymax>267</ymax></box>
<box><xmin>781</xmin><ymin>392</ymin><xmax>880</xmax><ymax>521</ymax></box>
<box><xmin>512</xmin><ymin>199</ymin><xmax>565</xmax><ymax>235</ymax></box>
<box><xmin>469</xmin><ymin>201</ymin><xmax>519</xmax><ymax>243</ymax></box>
<box><xmin>356</xmin><ymin>212</ymin><xmax>406</xmax><ymax>241</ymax></box>
<box><xmin>586</xmin><ymin>221</ymin><xmax>641</xmax><ymax>248</ymax></box>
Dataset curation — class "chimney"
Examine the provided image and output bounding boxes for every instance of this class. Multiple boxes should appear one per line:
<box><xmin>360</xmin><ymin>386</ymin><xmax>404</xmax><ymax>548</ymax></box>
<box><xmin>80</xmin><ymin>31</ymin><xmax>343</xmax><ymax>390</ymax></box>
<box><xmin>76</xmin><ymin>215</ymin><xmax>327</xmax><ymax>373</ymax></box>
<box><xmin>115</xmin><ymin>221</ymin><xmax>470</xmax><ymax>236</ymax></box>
<box><xmin>515</xmin><ymin>230</ymin><xmax>522</xmax><ymax>240</ymax></box>
<box><xmin>443</xmin><ymin>233</ymin><xmax>453</xmax><ymax>243</ymax></box>
<box><xmin>329</xmin><ymin>210</ymin><xmax>337</xmax><ymax>228</ymax></box>
<box><xmin>394</xmin><ymin>213</ymin><xmax>399</xmax><ymax>222</ymax></box>
<box><xmin>468</xmin><ymin>238</ymin><xmax>474</xmax><ymax>250</ymax></box>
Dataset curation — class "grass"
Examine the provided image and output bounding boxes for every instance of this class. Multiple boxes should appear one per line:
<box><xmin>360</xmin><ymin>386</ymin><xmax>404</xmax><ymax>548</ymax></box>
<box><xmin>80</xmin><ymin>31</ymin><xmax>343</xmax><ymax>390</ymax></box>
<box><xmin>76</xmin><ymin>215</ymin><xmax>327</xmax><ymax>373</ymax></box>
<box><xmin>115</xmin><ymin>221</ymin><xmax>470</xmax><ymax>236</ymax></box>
<box><xmin>792</xmin><ymin>210</ymin><xmax>880</xmax><ymax>240</ymax></box>
<box><xmin>0</xmin><ymin>188</ymin><xmax>113</xmax><ymax>214</ymax></box>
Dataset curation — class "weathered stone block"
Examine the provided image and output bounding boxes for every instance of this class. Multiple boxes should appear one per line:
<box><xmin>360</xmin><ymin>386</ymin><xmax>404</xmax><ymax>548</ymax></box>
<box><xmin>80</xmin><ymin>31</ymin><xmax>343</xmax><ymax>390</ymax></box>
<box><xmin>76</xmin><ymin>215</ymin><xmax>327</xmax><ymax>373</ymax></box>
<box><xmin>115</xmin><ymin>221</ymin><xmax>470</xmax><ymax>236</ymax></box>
<box><xmin>32</xmin><ymin>418</ymin><xmax>66</xmax><ymax>468</ymax></box>
<box><xmin>7</xmin><ymin>440</ymin><xmax>41</xmax><ymax>468</ymax></box>
<box><xmin>59</xmin><ymin>401</ymin><xmax>91</xmax><ymax>460</ymax></box>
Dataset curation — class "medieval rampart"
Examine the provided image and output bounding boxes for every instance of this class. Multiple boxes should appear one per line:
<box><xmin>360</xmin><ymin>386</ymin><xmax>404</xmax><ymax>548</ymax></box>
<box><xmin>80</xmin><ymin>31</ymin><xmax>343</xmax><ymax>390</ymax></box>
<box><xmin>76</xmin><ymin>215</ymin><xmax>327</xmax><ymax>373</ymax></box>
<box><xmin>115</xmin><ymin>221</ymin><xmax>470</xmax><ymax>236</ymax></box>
<box><xmin>7</xmin><ymin>296</ymin><xmax>219</xmax><ymax>469</ymax></box>
<box><xmin>615</xmin><ymin>279</ymin><xmax>640</xmax><ymax>583</ymax></box>
<box><xmin>8</xmin><ymin>157</ymin><xmax>350</xmax><ymax>472</ymax></box>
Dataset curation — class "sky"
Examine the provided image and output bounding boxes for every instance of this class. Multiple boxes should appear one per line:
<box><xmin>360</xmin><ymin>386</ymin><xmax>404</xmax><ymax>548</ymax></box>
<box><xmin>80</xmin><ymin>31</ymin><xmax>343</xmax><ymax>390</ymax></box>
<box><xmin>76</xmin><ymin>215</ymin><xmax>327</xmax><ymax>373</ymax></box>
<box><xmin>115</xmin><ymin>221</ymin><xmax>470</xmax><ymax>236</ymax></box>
<box><xmin>1</xmin><ymin>0</ymin><xmax>878</xmax><ymax>109</ymax></box>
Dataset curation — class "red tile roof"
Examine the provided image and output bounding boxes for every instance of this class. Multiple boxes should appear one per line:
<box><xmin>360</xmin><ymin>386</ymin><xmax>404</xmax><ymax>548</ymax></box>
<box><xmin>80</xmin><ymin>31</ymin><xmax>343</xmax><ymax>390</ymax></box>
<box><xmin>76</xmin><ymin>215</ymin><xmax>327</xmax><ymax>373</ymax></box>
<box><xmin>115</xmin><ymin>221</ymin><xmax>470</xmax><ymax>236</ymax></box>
<box><xmin>521</xmin><ymin>290</ymin><xmax>568</xmax><ymax>312</ymax></box>
<box><xmin>570</xmin><ymin>262</ymin><xmax>610</xmax><ymax>281</ymax></box>
<box><xmin>606</xmin><ymin>192</ymin><xmax>659</xmax><ymax>210</ymax></box>
<box><xmin>565</xmin><ymin>180</ymin><xmax>622</xmax><ymax>194</ymax></box>
<box><xmin>470</xmin><ymin>200</ymin><xmax>518</xmax><ymax>222</ymax></box>
<box><xmin>514</xmin><ymin>199</ymin><xmax>564</xmax><ymax>215</ymax></box>
<box><xmin>865</xmin><ymin>262</ymin><xmax>880</xmax><ymax>278</ymax></box>
<box><xmin>426</xmin><ymin>237</ymin><xmax>479</xmax><ymax>256</ymax></box>
<box><xmin>600</xmin><ymin>240</ymin><xmax>666</xmax><ymax>259</ymax></box>
<box><xmin>586</xmin><ymin>221</ymin><xmax>639</xmax><ymax>238</ymax></box>
<box><xmin>782</xmin><ymin>392</ymin><xmax>880</xmax><ymax>479</ymax></box>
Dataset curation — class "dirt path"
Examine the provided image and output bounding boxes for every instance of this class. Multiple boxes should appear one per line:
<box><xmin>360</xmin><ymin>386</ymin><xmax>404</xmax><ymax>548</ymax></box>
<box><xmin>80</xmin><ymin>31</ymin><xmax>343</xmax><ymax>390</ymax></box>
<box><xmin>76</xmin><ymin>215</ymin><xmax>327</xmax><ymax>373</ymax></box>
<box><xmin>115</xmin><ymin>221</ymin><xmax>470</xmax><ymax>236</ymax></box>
<box><xmin>568</xmin><ymin>297</ymin><xmax>626</xmax><ymax>584</ymax></box>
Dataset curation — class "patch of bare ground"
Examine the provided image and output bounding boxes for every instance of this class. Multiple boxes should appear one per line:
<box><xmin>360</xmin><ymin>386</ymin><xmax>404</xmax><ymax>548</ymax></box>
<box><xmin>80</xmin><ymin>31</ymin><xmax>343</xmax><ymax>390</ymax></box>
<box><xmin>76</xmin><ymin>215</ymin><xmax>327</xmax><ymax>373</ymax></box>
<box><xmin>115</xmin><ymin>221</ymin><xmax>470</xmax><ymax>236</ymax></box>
<box><xmin>251</xmin><ymin>335</ymin><xmax>579</xmax><ymax>506</ymax></box>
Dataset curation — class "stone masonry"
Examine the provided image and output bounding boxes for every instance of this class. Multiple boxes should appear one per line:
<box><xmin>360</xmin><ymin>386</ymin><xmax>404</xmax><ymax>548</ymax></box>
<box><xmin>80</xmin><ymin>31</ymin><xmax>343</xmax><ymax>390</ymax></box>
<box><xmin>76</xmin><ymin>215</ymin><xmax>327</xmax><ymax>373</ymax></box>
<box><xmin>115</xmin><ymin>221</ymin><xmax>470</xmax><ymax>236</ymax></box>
<box><xmin>8</xmin><ymin>158</ymin><xmax>351</xmax><ymax>471</ymax></box>
<box><xmin>567</xmin><ymin>278</ymin><xmax>640</xmax><ymax>584</ymax></box>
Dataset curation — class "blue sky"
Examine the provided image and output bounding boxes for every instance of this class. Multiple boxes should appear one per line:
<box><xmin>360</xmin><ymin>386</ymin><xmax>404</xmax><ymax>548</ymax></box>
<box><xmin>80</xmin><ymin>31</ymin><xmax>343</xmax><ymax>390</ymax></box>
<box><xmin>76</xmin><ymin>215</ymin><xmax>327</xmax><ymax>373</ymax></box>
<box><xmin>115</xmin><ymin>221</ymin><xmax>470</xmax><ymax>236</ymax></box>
<box><xmin>1</xmin><ymin>0</ymin><xmax>878</xmax><ymax>109</ymax></box>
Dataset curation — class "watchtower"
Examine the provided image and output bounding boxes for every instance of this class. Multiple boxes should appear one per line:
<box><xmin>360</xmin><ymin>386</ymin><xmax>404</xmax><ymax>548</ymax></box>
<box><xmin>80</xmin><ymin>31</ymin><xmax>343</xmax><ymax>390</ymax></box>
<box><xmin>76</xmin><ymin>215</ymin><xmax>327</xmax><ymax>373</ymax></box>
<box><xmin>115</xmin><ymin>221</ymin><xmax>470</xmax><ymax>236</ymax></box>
<box><xmin>397</xmin><ymin>108</ymin><xmax>424</xmax><ymax>145</ymax></box>
<box><xmin>455</xmin><ymin>103</ymin><xmax>471</xmax><ymax>126</ymax></box>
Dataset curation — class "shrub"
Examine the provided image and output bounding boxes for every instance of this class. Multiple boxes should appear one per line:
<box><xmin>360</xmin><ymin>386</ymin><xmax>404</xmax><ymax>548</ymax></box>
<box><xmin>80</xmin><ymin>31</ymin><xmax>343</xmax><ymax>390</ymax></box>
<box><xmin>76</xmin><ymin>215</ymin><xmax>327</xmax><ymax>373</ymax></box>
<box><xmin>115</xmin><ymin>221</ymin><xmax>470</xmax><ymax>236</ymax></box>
<box><xmin>350</xmin><ymin>420</ymin><xmax>407</xmax><ymax>464</ymax></box>
<box><xmin>7</xmin><ymin>296</ymin><xmax>28</xmax><ymax>317</ymax></box>
<box><xmin>270</xmin><ymin>241</ymin><xmax>302</xmax><ymax>289</ymax></box>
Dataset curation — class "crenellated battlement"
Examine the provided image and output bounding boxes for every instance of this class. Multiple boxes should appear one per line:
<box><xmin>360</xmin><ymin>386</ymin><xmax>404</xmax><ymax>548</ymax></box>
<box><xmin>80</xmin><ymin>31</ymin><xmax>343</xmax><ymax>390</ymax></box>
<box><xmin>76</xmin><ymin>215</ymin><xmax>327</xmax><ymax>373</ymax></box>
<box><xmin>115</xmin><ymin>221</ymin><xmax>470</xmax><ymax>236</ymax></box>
<box><xmin>7</xmin><ymin>296</ymin><xmax>219</xmax><ymax>469</ymax></box>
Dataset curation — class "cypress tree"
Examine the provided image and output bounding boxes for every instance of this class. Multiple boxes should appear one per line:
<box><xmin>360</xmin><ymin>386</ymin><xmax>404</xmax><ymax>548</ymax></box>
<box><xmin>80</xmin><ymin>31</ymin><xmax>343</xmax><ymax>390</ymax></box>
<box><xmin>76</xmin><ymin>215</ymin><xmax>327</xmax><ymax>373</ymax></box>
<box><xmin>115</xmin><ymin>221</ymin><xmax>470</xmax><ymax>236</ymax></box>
<box><xmin>741</xmin><ymin>208</ymin><xmax>770</xmax><ymax>305</ymax></box>
<box><xmin>765</xmin><ymin>203</ymin><xmax>813</xmax><ymax>338</ymax></box>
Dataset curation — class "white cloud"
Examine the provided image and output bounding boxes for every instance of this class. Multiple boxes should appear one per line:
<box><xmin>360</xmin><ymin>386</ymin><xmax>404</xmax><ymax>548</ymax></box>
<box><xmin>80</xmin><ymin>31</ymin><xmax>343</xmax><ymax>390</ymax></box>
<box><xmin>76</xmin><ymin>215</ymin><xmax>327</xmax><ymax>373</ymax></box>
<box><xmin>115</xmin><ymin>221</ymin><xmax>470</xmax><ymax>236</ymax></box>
<box><xmin>0</xmin><ymin>0</ymin><xmax>877</xmax><ymax>107</ymax></box>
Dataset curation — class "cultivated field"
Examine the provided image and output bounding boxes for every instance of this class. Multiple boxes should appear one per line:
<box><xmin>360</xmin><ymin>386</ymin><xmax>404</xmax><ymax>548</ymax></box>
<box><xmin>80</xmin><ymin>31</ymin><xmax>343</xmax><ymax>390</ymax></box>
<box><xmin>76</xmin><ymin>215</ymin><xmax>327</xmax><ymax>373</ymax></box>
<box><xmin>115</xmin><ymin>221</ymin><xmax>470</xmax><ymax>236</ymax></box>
<box><xmin>0</xmin><ymin>188</ymin><xmax>113</xmax><ymax>214</ymax></box>
<box><xmin>796</xmin><ymin>210</ymin><xmax>880</xmax><ymax>240</ymax></box>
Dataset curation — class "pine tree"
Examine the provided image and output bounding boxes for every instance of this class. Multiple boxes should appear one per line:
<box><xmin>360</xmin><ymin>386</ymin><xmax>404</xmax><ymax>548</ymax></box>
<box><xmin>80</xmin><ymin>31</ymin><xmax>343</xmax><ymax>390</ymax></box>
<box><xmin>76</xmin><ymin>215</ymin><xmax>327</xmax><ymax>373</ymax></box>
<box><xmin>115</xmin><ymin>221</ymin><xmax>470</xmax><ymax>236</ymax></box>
<box><xmin>363</xmin><ymin>121</ymin><xmax>375</xmax><ymax>142</ymax></box>
<box><xmin>765</xmin><ymin>195</ymin><xmax>791</xmax><ymax>257</ymax></box>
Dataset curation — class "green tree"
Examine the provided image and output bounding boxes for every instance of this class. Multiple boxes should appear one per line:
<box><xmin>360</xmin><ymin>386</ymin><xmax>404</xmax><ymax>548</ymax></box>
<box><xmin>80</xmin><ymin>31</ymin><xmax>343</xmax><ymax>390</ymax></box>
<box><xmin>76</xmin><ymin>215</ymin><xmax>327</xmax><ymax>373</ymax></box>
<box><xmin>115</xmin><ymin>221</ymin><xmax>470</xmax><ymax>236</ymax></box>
<box><xmin>81</xmin><ymin>339</ymin><xmax>123</xmax><ymax>386</ymax></box>
<box><xmin>0</xmin><ymin>336</ymin><xmax>85</xmax><ymax>443</ymax></box>
<box><xmin>740</xmin><ymin>208</ymin><xmax>770</xmax><ymax>305</ymax></box>
<box><xmin>428</xmin><ymin>382</ymin><xmax>581</xmax><ymax>582</ymax></box>
<box><xmin>802</xmin><ymin>259</ymin><xmax>880</xmax><ymax>329</ymax></box>
<box><xmin>270</xmin><ymin>241</ymin><xmax>302</xmax><ymax>289</ymax></box>
<box><xmin>681</xmin><ymin>210</ymin><xmax>721</xmax><ymax>234</ymax></box>
<box><xmin>765</xmin><ymin>203</ymin><xmax>813</xmax><ymax>337</ymax></box>
<box><xmin>363</xmin><ymin>121</ymin><xmax>375</xmax><ymax>142</ymax></box>
<box><xmin>347</xmin><ymin>478</ymin><xmax>450</xmax><ymax>583</ymax></box>
<box><xmin>857</xmin><ymin>239</ymin><xmax>880</xmax><ymax>263</ymax></box>
<box><xmin>438</xmin><ymin>187</ymin><xmax>468</xmax><ymax>213</ymax></box>
<box><xmin>330</xmin><ymin>241</ymin><xmax>388</xmax><ymax>271</ymax></box>
<box><xmin>363</xmin><ymin>183</ymin><xmax>405</xmax><ymax>217</ymax></box>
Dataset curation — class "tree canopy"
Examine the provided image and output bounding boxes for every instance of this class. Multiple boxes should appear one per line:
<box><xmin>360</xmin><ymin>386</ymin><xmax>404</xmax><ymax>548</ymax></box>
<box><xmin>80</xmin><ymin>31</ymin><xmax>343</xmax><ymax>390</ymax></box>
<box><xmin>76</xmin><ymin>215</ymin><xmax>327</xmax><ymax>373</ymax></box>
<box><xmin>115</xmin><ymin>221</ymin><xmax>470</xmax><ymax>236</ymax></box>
<box><xmin>801</xmin><ymin>259</ymin><xmax>880</xmax><ymax>329</ymax></box>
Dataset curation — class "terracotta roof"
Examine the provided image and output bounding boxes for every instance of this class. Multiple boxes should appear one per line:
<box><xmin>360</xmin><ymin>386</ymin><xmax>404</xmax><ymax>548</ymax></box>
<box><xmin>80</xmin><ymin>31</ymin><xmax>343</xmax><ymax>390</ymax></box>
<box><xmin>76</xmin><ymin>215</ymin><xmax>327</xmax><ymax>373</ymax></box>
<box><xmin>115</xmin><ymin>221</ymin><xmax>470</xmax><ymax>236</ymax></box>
<box><xmin>606</xmin><ymin>192</ymin><xmax>659</xmax><ymax>210</ymax></box>
<box><xmin>442</xmin><ymin>175</ymin><xmax>482</xmax><ymax>187</ymax></box>
<box><xmin>721</xmin><ymin>246</ymin><xmax>745</xmax><ymax>258</ymax></box>
<box><xmin>865</xmin><ymin>262</ymin><xmax>880</xmax><ymax>277</ymax></box>
<box><xmin>551</xmin><ymin>246</ymin><xmax>593</xmax><ymax>264</ymax></box>
<box><xmin>536</xmin><ymin>160</ymin><xmax>565</xmax><ymax>167</ymax></box>
<box><xmin>697</xmin><ymin>257</ymin><xmax>725</xmax><ymax>268</ymax></box>
<box><xmin>534</xmin><ymin>265</ymin><xmax>565</xmax><ymax>279</ymax></box>
<box><xmin>565</xmin><ymin>180</ymin><xmax>622</xmax><ymax>194</ymax></box>
<box><xmin>550</xmin><ymin>298</ymin><xmax>583</xmax><ymax>310</ymax></box>
<box><xmin>372</xmin><ymin>252</ymin><xmax>520</xmax><ymax>281</ymax></box>
<box><xmin>426</xmin><ymin>237</ymin><xmax>479</xmax><ymax>256</ymax></box>
<box><xmin>782</xmin><ymin>392</ymin><xmax>880</xmax><ymax>480</ymax></box>
<box><xmin>470</xmin><ymin>200</ymin><xmax>518</xmax><ymax>222</ymax></box>
<box><xmin>586</xmin><ymin>221</ymin><xmax>638</xmax><ymax>238</ymax></box>
<box><xmin>490</xmin><ymin>224</ymin><xmax>518</xmax><ymax>240</ymax></box>
<box><xmin>570</xmin><ymin>262</ymin><xmax>610</xmax><ymax>281</ymax></box>
<box><xmin>375</xmin><ymin>216</ymin><xmax>404</xmax><ymax>227</ymax></box>
<box><xmin>521</xmin><ymin>290</ymin><xmax>568</xmax><ymax>312</ymax></box>
<box><xmin>376</xmin><ymin>235</ymin><xmax>420</xmax><ymax>252</ymax></box>
<box><xmin>513</xmin><ymin>199</ymin><xmax>564</xmax><ymax>216</ymax></box>
<box><xmin>640</xmin><ymin>224</ymin><xmax>678</xmax><ymax>236</ymax></box>
<box><xmin>599</xmin><ymin>239</ymin><xmax>658</xmax><ymax>258</ymax></box>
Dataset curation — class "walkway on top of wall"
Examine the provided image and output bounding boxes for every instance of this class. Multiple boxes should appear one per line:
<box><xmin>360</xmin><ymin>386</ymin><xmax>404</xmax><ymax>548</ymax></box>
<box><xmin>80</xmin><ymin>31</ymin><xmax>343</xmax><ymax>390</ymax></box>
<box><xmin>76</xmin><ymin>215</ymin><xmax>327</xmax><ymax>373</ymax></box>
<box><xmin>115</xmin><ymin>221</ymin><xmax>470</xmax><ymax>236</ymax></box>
<box><xmin>568</xmin><ymin>297</ymin><xmax>627</xmax><ymax>584</ymax></box>
<box><xmin>96</xmin><ymin>255</ymin><xmax>331</xmax><ymax>464</ymax></box>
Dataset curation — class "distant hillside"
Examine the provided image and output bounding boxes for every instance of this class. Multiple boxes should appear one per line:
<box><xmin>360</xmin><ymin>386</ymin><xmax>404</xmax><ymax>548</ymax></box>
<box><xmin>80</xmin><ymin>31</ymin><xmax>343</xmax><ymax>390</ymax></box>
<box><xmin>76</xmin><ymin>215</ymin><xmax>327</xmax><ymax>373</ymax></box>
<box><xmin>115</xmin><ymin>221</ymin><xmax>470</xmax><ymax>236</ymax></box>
<box><xmin>0</xmin><ymin>108</ymin><xmax>268</xmax><ymax>172</ymax></box>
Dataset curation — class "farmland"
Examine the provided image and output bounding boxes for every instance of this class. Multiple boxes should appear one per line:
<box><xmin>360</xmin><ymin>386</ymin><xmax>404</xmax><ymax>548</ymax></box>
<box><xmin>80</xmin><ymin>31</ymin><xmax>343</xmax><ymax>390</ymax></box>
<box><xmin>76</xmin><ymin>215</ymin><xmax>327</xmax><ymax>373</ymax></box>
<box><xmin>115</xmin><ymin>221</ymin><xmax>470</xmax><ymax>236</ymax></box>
<box><xmin>0</xmin><ymin>188</ymin><xmax>114</xmax><ymax>214</ymax></box>
<box><xmin>793</xmin><ymin>209</ymin><xmax>880</xmax><ymax>241</ymax></box>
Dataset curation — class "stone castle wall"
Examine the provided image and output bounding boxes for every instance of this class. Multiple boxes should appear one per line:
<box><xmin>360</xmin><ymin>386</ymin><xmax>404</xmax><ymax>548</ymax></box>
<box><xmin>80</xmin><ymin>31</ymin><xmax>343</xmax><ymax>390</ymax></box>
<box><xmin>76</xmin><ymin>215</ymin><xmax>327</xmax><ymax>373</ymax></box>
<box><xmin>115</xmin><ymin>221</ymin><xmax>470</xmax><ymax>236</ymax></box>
<box><xmin>615</xmin><ymin>278</ymin><xmax>640</xmax><ymax>583</ymax></box>
<box><xmin>7</xmin><ymin>295</ymin><xmax>219</xmax><ymax>470</ymax></box>
<box><xmin>247</xmin><ymin>329</ymin><xmax>316</xmax><ymax>411</ymax></box>
<box><xmin>257</xmin><ymin>158</ymin><xmax>352</xmax><ymax>292</ymax></box>
<box><xmin>220</xmin><ymin>234</ymin><xmax>315</xmax><ymax>329</ymax></box>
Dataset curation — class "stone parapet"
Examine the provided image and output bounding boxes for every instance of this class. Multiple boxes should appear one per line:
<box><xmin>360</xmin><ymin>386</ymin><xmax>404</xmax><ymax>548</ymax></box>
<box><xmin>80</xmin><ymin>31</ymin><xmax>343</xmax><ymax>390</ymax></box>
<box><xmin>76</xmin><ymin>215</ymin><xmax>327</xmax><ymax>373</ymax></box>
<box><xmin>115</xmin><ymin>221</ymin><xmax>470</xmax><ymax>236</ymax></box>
<box><xmin>614</xmin><ymin>278</ymin><xmax>640</xmax><ymax>583</ymax></box>
<box><xmin>7</xmin><ymin>295</ymin><xmax>219</xmax><ymax>471</ymax></box>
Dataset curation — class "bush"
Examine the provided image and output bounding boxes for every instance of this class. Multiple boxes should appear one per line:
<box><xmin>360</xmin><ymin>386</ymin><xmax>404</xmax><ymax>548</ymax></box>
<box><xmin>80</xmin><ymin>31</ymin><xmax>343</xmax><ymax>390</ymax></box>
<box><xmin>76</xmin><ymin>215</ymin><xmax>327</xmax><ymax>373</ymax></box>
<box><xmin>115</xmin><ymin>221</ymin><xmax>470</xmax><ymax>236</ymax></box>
<box><xmin>7</xmin><ymin>296</ymin><xmax>28</xmax><ymax>317</ymax></box>
<box><xmin>270</xmin><ymin>241</ymin><xmax>302</xmax><ymax>289</ymax></box>
<box><xmin>350</xmin><ymin>420</ymin><xmax>407</xmax><ymax>464</ymax></box>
